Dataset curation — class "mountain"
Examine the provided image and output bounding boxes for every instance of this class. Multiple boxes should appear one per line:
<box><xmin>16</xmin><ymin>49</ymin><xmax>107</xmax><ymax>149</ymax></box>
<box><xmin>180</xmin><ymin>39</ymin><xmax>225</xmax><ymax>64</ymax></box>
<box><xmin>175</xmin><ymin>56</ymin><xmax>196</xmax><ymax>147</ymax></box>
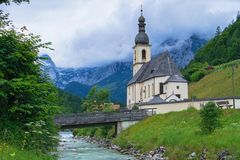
<box><xmin>157</xmin><ymin>34</ymin><xmax>207</xmax><ymax>68</ymax></box>
<box><xmin>41</xmin><ymin>34</ymin><xmax>207</xmax><ymax>104</ymax></box>
<box><xmin>40</xmin><ymin>54</ymin><xmax>59</xmax><ymax>81</ymax></box>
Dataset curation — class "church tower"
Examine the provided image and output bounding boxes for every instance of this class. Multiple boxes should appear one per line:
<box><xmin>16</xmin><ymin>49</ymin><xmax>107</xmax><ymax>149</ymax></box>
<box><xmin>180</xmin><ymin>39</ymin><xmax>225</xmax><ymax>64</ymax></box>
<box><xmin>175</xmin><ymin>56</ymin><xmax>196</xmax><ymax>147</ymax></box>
<box><xmin>133</xmin><ymin>7</ymin><xmax>151</xmax><ymax>76</ymax></box>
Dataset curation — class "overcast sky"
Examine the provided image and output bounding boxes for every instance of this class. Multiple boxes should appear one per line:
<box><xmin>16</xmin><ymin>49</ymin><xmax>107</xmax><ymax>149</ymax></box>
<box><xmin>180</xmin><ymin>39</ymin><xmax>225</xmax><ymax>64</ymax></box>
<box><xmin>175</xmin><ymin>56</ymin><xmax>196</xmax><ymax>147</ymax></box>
<box><xmin>2</xmin><ymin>0</ymin><xmax>240</xmax><ymax>68</ymax></box>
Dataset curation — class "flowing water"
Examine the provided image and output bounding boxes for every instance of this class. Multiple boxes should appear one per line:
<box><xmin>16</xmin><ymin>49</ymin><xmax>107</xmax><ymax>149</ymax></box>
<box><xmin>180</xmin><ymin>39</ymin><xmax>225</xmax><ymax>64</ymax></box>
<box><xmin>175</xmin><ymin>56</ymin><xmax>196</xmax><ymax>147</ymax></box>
<box><xmin>57</xmin><ymin>131</ymin><xmax>134</xmax><ymax>160</ymax></box>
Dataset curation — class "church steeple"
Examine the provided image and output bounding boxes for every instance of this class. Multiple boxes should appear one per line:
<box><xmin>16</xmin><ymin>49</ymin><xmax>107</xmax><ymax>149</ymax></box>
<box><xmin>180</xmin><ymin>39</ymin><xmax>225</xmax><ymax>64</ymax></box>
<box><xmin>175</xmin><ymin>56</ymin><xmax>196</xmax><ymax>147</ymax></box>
<box><xmin>132</xmin><ymin>6</ymin><xmax>151</xmax><ymax>76</ymax></box>
<box><xmin>135</xmin><ymin>6</ymin><xmax>149</xmax><ymax>45</ymax></box>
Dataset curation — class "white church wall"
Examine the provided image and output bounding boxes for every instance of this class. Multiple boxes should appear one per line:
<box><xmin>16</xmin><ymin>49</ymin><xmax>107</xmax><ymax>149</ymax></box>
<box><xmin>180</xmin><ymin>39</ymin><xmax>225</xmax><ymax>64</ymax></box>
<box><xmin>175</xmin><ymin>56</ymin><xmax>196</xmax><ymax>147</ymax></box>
<box><xmin>166</xmin><ymin>82</ymin><xmax>188</xmax><ymax>99</ymax></box>
<box><xmin>141</xmin><ymin>78</ymin><xmax>155</xmax><ymax>103</ymax></box>
<box><xmin>154</xmin><ymin>76</ymin><xmax>170</xmax><ymax>99</ymax></box>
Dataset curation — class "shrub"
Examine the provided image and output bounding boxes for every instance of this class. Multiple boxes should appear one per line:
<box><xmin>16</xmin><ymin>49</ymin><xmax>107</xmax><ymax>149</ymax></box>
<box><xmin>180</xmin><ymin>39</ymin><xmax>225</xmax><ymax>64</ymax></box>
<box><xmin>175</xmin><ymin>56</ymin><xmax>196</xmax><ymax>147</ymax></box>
<box><xmin>190</xmin><ymin>69</ymin><xmax>207</xmax><ymax>82</ymax></box>
<box><xmin>200</xmin><ymin>102</ymin><xmax>222</xmax><ymax>134</ymax></box>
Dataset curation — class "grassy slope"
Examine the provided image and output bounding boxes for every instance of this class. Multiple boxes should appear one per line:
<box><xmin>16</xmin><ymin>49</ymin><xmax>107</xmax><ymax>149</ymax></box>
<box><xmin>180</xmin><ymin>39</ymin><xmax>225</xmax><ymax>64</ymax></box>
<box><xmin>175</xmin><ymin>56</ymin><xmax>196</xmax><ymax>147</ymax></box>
<box><xmin>113</xmin><ymin>108</ymin><xmax>240</xmax><ymax>159</ymax></box>
<box><xmin>0</xmin><ymin>143</ymin><xmax>55</xmax><ymax>160</ymax></box>
<box><xmin>189</xmin><ymin>60</ymin><xmax>240</xmax><ymax>98</ymax></box>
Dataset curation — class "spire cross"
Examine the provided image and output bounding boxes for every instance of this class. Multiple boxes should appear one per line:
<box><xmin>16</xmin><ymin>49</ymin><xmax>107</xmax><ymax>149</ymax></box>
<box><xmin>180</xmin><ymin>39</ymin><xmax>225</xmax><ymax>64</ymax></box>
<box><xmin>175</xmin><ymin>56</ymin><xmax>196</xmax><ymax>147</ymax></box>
<box><xmin>141</xmin><ymin>5</ymin><xmax>143</xmax><ymax>15</ymax></box>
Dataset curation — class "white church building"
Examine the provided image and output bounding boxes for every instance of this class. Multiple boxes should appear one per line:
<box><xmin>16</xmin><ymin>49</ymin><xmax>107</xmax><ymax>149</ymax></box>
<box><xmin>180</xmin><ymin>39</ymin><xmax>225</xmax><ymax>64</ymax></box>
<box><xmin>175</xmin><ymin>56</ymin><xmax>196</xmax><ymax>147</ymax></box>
<box><xmin>127</xmin><ymin>10</ymin><xmax>188</xmax><ymax>109</ymax></box>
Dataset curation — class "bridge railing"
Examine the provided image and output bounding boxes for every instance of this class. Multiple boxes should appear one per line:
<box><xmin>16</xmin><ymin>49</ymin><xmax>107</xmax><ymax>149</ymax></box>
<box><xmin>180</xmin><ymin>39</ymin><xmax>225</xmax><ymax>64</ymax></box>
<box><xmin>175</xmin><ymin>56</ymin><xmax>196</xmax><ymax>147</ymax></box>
<box><xmin>54</xmin><ymin>108</ymin><xmax>156</xmax><ymax>127</ymax></box>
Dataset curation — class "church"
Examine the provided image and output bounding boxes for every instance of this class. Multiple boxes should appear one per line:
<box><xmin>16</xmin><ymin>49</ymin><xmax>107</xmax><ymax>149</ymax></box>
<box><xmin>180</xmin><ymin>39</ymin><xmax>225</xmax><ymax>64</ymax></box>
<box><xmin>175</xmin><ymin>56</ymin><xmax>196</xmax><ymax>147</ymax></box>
<box><xmin>127</xmin><ymin>10</ymin><xmax>188</xmax><ymax>109</ymax></box>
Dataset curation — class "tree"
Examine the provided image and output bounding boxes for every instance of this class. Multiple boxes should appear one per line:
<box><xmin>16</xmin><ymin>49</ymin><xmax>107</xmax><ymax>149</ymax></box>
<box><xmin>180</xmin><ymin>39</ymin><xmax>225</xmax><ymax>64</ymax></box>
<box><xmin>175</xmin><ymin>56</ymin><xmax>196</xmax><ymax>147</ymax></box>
<box><xmin>82</xmin><ymin>86</ymin><xmax>110</xmax><ymax>112</ymax></box>
<box><xmin>200</xmin><ymin>102</ymin><xmax>222</xmax><ymax>134</ymax></box>
<box><xmin>215</xmin><ymin>26</ymin><xmax>222</xmax><ymax>36</ymax></box>
<box><xmin>0</xmin><ymin>10</ymin><xmax>59</xmax><ymax>153</ymax></box>
<box><xmin>237</xmin><ymin>11</ymin><xmax>240</xmax><ymax>21</ymax></box>
<box><xmin>0</xmin><ymin>0</ymin><xmax>29</xmax><ymax>5</ymax></box>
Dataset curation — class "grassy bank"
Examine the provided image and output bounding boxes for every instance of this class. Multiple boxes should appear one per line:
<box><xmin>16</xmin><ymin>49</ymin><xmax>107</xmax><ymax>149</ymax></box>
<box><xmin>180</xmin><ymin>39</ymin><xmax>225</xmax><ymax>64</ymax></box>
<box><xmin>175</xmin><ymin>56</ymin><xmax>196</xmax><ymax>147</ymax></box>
<box><xmin>113</xmin><ymin>108</ymin><xmax>240</xmax><ymax>159</ymax></box>
<box><xmin>0</xmin><ymin>143</ymin><xmax>55</xmax><ymax>160</ymax></box>
<box><xmin>189</xmin><ymin>60</ymin><xmax>240</xmax><ymax>98</ymax></box>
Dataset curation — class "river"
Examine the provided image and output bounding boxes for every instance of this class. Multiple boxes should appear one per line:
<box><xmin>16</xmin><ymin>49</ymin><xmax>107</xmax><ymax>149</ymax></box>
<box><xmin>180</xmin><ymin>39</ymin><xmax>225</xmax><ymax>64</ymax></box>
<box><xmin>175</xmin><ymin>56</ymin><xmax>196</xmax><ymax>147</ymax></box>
<box><xmin>57</xmin><ymin>131</ymin><xmax>134</xmax><ymax>160</ymax></box>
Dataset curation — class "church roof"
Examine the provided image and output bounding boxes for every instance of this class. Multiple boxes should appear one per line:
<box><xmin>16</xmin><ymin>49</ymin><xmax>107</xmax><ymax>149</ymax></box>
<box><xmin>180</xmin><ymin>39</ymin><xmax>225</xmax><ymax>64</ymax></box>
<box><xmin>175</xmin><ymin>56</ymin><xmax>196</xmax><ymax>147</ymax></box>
<box><xmin>128</xmin><ymin>51</ymin><xmax>185</xmax><ymax>85</ymax></box>
<box><xmin>140</xmin><ymin>95</ymin><xmax>165</xmax><ymax>105</ymax></box>
<box><xmin>165</xmin><ymin>74</ymin><xmax>187</xmax><ymax>83</ymax></box>
<box><xmin>135</xmin><ymin>32</ymin><xmax>149</xmax><ymax>45</ymax></box>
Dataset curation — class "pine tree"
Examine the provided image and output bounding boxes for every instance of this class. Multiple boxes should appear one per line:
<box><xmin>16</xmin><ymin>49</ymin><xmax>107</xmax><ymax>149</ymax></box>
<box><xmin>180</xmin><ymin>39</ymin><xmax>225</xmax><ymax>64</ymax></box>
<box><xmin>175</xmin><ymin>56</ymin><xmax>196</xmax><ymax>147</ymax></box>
<box><xmin>215</xmin><ymin>26</ymin><xmax>221</xmax><ymax>36</ymax></box>
<box><xmin>237</xmin><ymin>11</ymin><xmax>240</xmax><ymax>21</ymax></box>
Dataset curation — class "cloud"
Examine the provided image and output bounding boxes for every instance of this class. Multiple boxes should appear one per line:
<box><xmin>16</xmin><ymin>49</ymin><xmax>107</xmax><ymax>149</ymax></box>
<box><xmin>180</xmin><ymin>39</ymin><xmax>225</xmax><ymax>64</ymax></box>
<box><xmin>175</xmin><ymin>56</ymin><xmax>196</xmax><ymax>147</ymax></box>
<box><xmin>2</xmin><ymin>0</ymin><xmax>240</xmax><ymax>67</ymax></box>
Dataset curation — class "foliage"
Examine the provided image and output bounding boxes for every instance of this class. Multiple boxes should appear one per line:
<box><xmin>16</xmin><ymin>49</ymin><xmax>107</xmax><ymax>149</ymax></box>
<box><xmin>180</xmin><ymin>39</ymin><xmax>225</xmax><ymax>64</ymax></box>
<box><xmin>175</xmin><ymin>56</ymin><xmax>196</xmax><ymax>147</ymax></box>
<box><xmin>0</xmin><ymin>10</ymin><xmax>59</xmax><ymax>154</ymax></box>
<box><xmin>200</xmin><ymin>102</ymin><xmax>222</xmax><ymax>134</ymax></box>
<box><xmin>0</xmin><ymin>0</ymin><xmax>29</xmax><ymax>5</ymax></box>
<box><xmin>82</xmin><ymin>86</ymin><xmax>110</xmax><ymax>112</ymax></box>
<box><xmin>189</xmin><ymin>60</ymin><xmax>240</xmax><ymax>98</ymax></box>
<box><xmin>114</xmin><ymin>108</ymin><xmax>240</xmax><ymax>159</ymax></box>
<box><xmin>189</xmin><ymin>69</ymin><xmax>208</xmax><ymax>82</ymax></box>
<box><xmin>182</xmin><ymin>62</ymin><xmax>209</xmax><ymax>81</ymax></box>
<box><xmin>57</xmin><ymin>89</ymin><xmax>83</xmax><ymax>113</ymax></box>
<box><xmin>183</xmin><ymin>13</ymin><xmax>240</xmax><ymax>82</ymax></box>
<box><xmin>215</xmin><ymin>26</ymin><xmax>222</xmax><ymax>36</ymax></box>
<box><xmin>132</xmin><ymin>104</ymin><xmax>139</xmax><ymax>111</ymax></box>
<box><xmin>73</xmin><ymin>125</ymin><xmax>115</xmax><ymax>139</ymax></box>
<box><xmin>0</xmin><ymin>142</ymin><xmax>55</xmax><ymax>160</ymax></box>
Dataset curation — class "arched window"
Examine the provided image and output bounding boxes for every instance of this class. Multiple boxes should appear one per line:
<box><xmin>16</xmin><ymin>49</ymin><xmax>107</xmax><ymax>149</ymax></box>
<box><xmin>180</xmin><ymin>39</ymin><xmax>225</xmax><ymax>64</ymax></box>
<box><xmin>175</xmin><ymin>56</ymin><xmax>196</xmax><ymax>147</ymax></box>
<box><xmin>142</xmin><ymin>49</ymin><xmax>146</xmax><ymax>61</ymax></box>
<box><xmin>134</xmin><ymin>50</ymin><xmax>136</xmax><ymax>62</ymax></box>
<box><xmin>140</xmin><ymin>87</ymin><xmax>143</xmax><ymax>100</ymax></box>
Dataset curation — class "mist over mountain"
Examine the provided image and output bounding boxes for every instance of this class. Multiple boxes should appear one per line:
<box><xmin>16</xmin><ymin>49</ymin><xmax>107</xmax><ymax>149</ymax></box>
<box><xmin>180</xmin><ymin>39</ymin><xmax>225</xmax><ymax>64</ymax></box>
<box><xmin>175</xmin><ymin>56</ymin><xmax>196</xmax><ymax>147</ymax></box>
<box><xmin>42</xmin><ymin>34</ymin><xmax>207</xmax><ymax>104</ymax></box>
<box><xmin>157</xmin><ymin>34</ymin><xmax>207</xmax><ymax>68</ymax></box>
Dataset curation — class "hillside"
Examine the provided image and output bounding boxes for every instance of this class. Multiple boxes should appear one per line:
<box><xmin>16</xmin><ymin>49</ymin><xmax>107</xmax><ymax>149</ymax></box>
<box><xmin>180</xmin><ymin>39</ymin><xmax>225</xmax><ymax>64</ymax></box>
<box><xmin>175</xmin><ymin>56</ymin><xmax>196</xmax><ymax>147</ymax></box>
<box><xmin>183</xmin><ymin>16</ymin><xmax>240</xmax><ymax>82</ymax></box>
<box><xmin>194</xmin><ymin>18</ymin><xmax>240</xmax><ymax>65</ymax></box>
<box><xmin>189</xmin><ymin>60</ymin><xmax>240</xmax><ymax>98</ymax></box>
<box><xmin>113</xmin><ymin>108</ymin><xmax>240</xmax><ymax>159</ymax></box>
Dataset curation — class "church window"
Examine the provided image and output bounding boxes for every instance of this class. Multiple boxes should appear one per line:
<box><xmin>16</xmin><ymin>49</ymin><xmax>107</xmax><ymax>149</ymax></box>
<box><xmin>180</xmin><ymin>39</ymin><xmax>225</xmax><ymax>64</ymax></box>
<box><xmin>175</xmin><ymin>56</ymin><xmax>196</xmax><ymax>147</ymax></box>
<box><xmin>132</xmin><ymin>85</ymin><xmax>134</xmax><ymax>100</ymax></box>
<box><xmin>148</xmin><ymin>85</ymin><xmax>150</xmax><ymax>97</ymax></box>
<box><xmin>142</xmin><ymin>49</ymin><xmax>146</xmax><ymax>61</ymax></box>
<box><xmin>152</xmin><ymin>83</ymin><xmax>154</xmax><ymax>95</ymax></box>
<box><xmin>176</xmin><ymin>94</ymin><xmax>181</xmax><ymax>99</ymax></box>
<box><xmin>159</xmin><ymin>83</ymin><xmax>164</xmax><ymax>94</ymax></box>
<box><xmin>177</xmin><ymin>86</ymin><xmax>179</xmax><ymax>89</ymax></box>
<box><xmin>134</xmin><ymin>50</ymin><xmax>136</xmax><ymax>62</ymax></box>
<box><xmin>144</xmin><ymin>86</ymin><xmax>146</xmax><ymax>98</ymax></box>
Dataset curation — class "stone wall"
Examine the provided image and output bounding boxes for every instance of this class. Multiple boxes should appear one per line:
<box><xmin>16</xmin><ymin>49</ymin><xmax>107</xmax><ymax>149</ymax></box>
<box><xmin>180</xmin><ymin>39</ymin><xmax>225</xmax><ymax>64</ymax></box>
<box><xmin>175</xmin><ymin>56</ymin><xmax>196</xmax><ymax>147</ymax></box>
<box><xmin>139</xmin><ymin>97</ymin><xmax>240</xmax><ymax>114</ymax></box>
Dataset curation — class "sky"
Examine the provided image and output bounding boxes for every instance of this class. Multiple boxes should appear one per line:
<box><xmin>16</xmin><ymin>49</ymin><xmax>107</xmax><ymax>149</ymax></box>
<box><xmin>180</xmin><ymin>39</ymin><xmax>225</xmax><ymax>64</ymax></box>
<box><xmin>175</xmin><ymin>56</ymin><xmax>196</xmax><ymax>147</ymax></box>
<box><xmin>1</xmin><ymin>0</ymin><xmax>240</xmax><ymax>68</ymax></box>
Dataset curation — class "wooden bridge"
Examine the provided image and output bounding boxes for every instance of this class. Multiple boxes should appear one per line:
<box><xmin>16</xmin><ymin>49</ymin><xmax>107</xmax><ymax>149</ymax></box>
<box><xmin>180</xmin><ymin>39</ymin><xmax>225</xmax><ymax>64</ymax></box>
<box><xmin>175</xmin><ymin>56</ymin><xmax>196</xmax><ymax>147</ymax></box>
<box><xmin>54</xmin><ymin>109</ymin><xmax>156</xmax><ymax>134</ymax></box>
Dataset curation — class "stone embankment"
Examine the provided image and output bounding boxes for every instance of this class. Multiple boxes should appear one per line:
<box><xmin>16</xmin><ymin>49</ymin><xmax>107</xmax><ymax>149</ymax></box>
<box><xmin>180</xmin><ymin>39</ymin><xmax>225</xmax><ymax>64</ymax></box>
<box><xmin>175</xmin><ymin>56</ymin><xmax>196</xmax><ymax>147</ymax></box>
<box><xmin>77</xmin><ymin>136</ymin><xmax>168</xmax><ymax>160</ymax></box>
<box><xmin>76</xmin><ymin>136</ymin><xmax>236</xmax><ymax>160</ymax></box>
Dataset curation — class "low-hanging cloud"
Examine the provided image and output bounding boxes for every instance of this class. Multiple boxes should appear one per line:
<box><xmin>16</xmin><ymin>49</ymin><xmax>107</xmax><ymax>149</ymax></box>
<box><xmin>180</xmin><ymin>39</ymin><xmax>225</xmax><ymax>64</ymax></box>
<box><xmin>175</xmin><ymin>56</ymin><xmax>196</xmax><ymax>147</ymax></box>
<box><xmin>2</xmin><ymin>0</ymin><xmax>240</xmax><ymax>67</ymax></box>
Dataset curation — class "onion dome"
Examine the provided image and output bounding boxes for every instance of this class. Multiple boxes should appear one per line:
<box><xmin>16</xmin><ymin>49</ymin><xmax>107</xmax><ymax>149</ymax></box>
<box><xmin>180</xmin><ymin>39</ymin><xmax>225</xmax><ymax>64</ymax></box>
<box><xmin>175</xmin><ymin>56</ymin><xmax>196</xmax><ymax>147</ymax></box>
<box><xmin>135</xmin><ymin>7</ymin><xmax>149</xmax><ymax>45</ymax></box>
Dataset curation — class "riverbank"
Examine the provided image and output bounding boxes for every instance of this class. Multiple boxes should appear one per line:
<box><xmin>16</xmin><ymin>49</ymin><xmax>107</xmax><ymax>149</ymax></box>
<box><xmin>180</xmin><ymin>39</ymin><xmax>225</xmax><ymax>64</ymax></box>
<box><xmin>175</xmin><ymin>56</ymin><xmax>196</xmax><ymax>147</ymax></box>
<box><xmin>113</xmin><ymin>108</ymin><xmax>240</xmax><ymax>159</ymax></box>
<box><xmin>76</xmin><ymin>134</ymin><xmax>169</xmax><ymax>160</ymax></box>
<box><xmin>0</xmin><ymin>142</ymin><xmax>55</xmax><ymax>160</ymax></box>
<box><xmin>73</xmin><ymin>108</ymin><xmax>240</xmax><ymax>159</ymax></box>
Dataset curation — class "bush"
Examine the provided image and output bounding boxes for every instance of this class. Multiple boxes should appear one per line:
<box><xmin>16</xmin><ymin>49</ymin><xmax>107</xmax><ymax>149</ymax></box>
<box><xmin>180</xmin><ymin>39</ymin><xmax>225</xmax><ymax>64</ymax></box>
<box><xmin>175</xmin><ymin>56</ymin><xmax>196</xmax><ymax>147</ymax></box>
<box><xmin>190</xmin><ymin>69</ymin><xmax>207</xmax><ymax>82</ymax></box>
<box><xmin>200</xmin><ymin>102</ymin><xmax>222</xmax><ymax>134</ymax></box>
